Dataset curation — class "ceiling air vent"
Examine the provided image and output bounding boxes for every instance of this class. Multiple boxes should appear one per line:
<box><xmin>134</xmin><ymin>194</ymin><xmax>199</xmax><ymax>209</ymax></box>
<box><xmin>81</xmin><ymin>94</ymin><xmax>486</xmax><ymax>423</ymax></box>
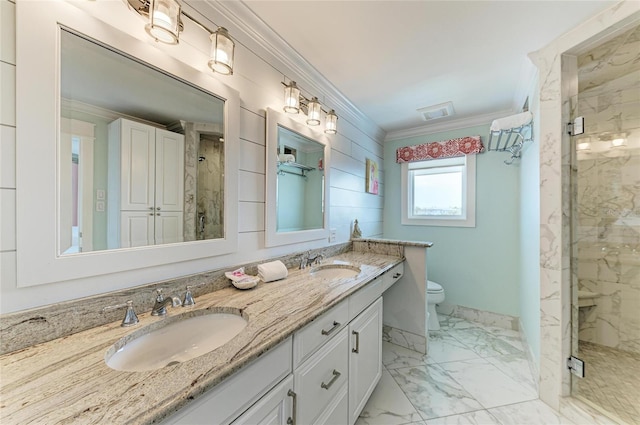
<box><xmin>417</xmin><ymin>101</ymin><xmax>455</xmax><ymax>122</ymax></box>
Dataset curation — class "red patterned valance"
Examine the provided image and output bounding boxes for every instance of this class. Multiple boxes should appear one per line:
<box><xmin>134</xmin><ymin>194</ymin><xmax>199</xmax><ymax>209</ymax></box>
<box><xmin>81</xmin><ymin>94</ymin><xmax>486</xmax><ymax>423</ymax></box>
<box><xmin>396</xmin><ymin>136</ymin><xmax>484</xmax><ymax>163</ymax></box>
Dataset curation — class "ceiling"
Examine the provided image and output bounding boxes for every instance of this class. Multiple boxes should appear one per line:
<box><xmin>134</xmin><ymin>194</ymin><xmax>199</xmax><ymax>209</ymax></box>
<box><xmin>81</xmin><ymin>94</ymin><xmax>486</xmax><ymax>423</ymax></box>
<box><xmin>241</xmin><ymin>1</ymin><xmax>618</xmax><ymax>137</ymax></box>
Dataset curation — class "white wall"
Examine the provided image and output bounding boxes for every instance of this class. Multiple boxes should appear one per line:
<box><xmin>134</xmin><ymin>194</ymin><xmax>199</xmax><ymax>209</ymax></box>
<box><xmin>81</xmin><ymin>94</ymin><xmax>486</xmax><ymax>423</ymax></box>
<box><xmin>519</xmin><ymin>73</ymin><xmax>541</xmax><ymax>366</ymax></box>
<box><xmin>0</xmin><ymin>0</ymin><xmax>384</xmax><ymax>313</ymax></box>
<box><xmin>383</xmin><ymin>125</ymin><xmax>521</xmax><ymax>317</ymax></box>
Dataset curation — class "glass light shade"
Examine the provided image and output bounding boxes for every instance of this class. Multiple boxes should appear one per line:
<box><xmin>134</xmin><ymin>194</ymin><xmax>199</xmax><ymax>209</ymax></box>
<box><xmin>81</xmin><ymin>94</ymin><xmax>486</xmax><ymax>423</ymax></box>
<box><xmin>576</xmin><ymin>142</ymin><xmax>591</xmax><ymax>151</ymax></box>
<box><xmin>306</xmin><ymin>97</ymin><xmax>321</xmax><ymax>126</ymax></box>
<box><xmin>208</xmin><ymin>27</ymin><xmax>235</xmax><ymax>75</ymax></box>
<box><xmin>145</xmin><ymin>0</ymin><xmax>181</xmax><ymax>45</ymax></box>
<box><xmin>325</xmin><ymin>110</ymin><xmax>338</xmax><ymax>134</ymax></box>
<box><xmin>283</xmin><ymin>81</ymin><xmax>300</xmax><ymax>114</ymax></box>
<box><xmin>611</xmin><ymin>133</ymin><xmax>627</xmax><ymax>147</ymax></box>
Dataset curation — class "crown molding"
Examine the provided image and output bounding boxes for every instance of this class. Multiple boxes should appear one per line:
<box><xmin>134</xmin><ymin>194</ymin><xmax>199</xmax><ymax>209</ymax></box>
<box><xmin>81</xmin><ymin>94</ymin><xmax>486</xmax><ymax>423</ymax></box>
<box><xmin>384</xmin><ymin>109</ymin><xmax>515</xmax><ymax>142</ymax></box>
<box><xmin>195</xmin><ymin>0</ymin><xmax>387</xmax><ymax>143</ymax></box>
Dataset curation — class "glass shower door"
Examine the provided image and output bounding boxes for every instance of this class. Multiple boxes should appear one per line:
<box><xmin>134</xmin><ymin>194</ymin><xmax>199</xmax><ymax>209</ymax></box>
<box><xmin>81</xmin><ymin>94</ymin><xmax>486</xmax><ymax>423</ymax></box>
<box><xmin>569</xmin><ymin>24</ymin><xmax>640</xmax><ymax>423</ymax></box>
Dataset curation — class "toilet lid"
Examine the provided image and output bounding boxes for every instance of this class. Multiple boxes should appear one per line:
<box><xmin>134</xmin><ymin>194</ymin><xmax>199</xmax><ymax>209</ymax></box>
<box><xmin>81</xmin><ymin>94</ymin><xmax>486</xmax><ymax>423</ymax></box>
<box><xmin>427</xmin><ymin>280</ymin><xmax>443</xmax><ymax>292</ymax></box>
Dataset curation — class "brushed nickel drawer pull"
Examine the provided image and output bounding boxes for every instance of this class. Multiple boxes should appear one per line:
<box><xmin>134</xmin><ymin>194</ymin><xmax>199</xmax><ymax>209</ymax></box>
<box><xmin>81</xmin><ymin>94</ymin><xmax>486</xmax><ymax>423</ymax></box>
<box><xmin>393</xmin><ymin>273</ymin><xmax>401</xmax><ymax>278</ymax></box>
<box><xmin>287</xmin><ymin>389</ymin><xmax>297</xmax><ymax>425</ymax></box>
<box><xmin>321</xmin><ymin>321</ymin><xmax>341</xmax><ymax>336</ymax></box>
<box><xmin>352</xmin><ymin>330</ymin><xmax>360</xmax><ymax>353</ymax></box>
<box><xmin>320</xmin><ymin>369</ymin><xmax>341</xmax><ymax>390</ymax></box>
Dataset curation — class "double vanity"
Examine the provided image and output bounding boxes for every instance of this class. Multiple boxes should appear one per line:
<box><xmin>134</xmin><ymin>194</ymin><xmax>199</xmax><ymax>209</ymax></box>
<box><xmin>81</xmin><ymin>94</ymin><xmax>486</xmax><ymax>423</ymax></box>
<box><xmin>0</xmin><ymin>251</ymin><xmax>404</xmax><ymax>424</ymax></box>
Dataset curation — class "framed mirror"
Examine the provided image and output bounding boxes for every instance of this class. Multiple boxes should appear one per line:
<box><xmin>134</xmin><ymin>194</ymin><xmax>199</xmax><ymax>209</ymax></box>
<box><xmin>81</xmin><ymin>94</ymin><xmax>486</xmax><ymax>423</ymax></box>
<box><xmin>59</xmin><ymin>29</ymin><xmax>227</xmax><ymax>254</ymax></box>
<box><xmin>15</xmin><ymin>1</ymin><xmax>239</xmax><ymax>287</ymax></box>
<box><xmin>265</xmin><ymin>108</ymin><xmax>330</xmax><ymax>247</ymax></box>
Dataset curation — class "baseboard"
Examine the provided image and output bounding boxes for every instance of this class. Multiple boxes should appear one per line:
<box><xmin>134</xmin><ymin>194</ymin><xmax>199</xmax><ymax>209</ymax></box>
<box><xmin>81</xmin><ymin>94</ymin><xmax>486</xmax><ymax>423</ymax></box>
<box><xmin>560</xmin><ymin>396</ymin><xmax>626</xmax><ymax>425</ymax></box>
<box><xmin>382</xmin><ymin>325</ymin><xmax>426</xmax><ymax>354</ymax></box>
<box><xmin>519</xmin><ymin>318</ymin><xmax>540</xmax><ymax>393</ymax></box>
<box><xmin>437</xmin><ymin>303</ymin><xmax>519</xmax><ymax>330</ymax></box>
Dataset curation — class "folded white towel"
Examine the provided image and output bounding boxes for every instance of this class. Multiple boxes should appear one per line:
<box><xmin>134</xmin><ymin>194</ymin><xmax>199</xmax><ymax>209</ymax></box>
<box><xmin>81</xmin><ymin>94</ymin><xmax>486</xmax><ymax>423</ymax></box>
<box><xmin>490</xmin><ymin>111</ymin><xmax>533</xmax><ymax>132</ymax></box>
<box><xmin>258</xmin><ymin>260</ymin><xmax>288</xmax><ymax>282</ymax></box>
<box><xmin>278</xmin><ymin>153</ymin><xmax>296</xmax><ymax>163</ymax></box>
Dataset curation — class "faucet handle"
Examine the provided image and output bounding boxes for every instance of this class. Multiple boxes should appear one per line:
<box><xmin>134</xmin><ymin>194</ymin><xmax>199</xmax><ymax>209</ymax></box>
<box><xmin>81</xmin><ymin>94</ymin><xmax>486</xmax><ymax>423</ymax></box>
<box><xmin>183</xmin><ymin>285</ymin><xmax>195</xmax><ymax>307</ymax></box>
<box><xmin>103</xmin><ymin>300</ymin><xmax>139</xmax><ymax>327</ymax></box>
<box><xmin>155</xmin><ymin>288</ymin><xmax>164</xmax><ymax>302</ymax></box>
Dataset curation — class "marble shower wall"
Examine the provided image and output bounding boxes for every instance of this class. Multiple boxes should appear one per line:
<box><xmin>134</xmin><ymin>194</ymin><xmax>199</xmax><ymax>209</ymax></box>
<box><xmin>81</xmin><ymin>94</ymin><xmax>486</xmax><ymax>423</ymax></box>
<box><xmin>182</xmin><ymin>122</ymin><xmax>224</xmax><ymax>242</ymax></box>
<box><xmin>574</xmin><ymin>24</ymin><xmax>640</xmax><ymax>355</ymax></box>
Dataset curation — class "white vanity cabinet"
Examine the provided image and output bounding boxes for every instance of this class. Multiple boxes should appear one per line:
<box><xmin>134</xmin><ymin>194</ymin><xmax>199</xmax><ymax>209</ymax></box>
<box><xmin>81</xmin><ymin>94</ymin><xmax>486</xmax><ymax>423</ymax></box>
<box><xmin>292</xmin><ymin>283</ymin><xmax>385</xmax><ymax>425</ymax></box>
<box><xmin>348</xmin><ymin>298</ymin><xmax>383</xmax><ymax>424</ymax></box>
<box><xmin>107</xmin><ymin>118</ymin><xmax>185</xmax><ymax>248</ymax></box>
<box><xmin>232</xmin><ymin>375</ymin><xmax>294</xmax><ymax>425</ymax></box>
<box><xmin>160</xmin><ymin>338</ymin><xmax>293</xmax><ymax>425</ymax></box>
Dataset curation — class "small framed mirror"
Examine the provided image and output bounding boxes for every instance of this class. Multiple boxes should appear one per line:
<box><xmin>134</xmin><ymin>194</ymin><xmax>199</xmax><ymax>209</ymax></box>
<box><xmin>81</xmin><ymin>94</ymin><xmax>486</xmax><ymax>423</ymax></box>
<box><xmin>265</xmin><ymin>108</ymin><xmax>330</xmax><ymax>247</ymax></box>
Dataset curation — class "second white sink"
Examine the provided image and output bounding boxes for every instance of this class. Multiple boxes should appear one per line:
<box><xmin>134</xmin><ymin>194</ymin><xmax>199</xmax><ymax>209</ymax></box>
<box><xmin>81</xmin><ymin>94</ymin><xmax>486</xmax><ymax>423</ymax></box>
<box><xmin>310</xmin><ymin>264</ymin><xmax>361</xmax><ymax>279</ymax></box>
<box><xmin>105</xmin><ymin>310</ymin><xmax>247</xmax><ymax>372</ymax></box>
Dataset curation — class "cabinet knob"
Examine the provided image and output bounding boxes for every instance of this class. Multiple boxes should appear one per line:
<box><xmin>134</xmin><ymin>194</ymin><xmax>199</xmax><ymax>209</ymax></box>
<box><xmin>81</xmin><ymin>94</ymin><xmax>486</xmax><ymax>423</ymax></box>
<box><xmin>320</xmin><ymin>369</ymin><xmax>341</xmax><ymax>390</ymax></box>
<box><xmin>320</xmin><ymin>321</ymin><xmax>341</xmax><ymax>336</ymax></box>
<box><xmin>352</xmin><ymin>330</ymin><xmax>360</xmax><ymax>354</ymax></box>
<box><xmin>286</xmin><ymin>389</ymin><xmax>297</xmax><ymax>425</ymax></box>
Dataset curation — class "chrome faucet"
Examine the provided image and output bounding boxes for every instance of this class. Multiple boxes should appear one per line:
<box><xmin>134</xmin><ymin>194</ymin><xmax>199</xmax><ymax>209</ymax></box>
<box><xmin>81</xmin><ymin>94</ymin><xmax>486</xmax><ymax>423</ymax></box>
<box><xmin>151</xmin><ymin>288</ymin><xmax>182</xmax><ymax>316</ymax></box>
<box><xmin>300</xmin><ymin>251</ymin><xmax>323</xmax><ymax>269</ymax></box>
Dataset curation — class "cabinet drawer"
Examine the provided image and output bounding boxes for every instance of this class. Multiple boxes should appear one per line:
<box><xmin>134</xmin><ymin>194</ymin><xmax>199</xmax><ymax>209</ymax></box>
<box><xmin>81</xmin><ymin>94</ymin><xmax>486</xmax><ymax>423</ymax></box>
<box><xmin>348</xmin><ymin>276</ymin><xmax>383</xmax><ymax>321</ymax></box>
<box><xmin>294</xmin><ymin>327</ymin><xmax>349</xmax><ymax>425</ymax></box>
<box><xmin>293</xmin><ymin>300</ymin><xmax>349</xmax><ymax>367</ymax></box>
<box><xmin>313</xmin><ymin>384</ymin><xmax>348</xmax><ymax>425</ymax></box>
<box><xmin>382</xmin><ymin>262</ymin><xmax>404</xmax><ymax>292</ymax></box>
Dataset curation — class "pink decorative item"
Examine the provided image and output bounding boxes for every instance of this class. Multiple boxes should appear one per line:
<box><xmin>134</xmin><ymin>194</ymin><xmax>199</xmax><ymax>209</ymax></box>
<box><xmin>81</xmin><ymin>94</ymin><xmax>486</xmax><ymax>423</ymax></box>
<box><xmin>396</xmin><ymin>136</ymin><xmax>484</xmax><ymax>163</ymax></box>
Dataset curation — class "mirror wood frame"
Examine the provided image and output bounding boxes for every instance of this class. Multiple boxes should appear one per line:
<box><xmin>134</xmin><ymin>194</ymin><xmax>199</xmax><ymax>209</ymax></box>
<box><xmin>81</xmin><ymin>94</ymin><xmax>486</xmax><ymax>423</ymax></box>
<box><xmin>15</xmin><ymin>1</ymin><xmax>240</xmax><ymax>287</ymax></box>
<box><xmin>265</xmin><ymin>108</ymin><xmax>331</xmax><ymax>247</ymax></box>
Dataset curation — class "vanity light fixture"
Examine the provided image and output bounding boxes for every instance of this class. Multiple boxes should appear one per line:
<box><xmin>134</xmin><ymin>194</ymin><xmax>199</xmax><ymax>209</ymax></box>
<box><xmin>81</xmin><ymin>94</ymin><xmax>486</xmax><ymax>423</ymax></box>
<box><xmin>145</xmin><ymin>0</ymin><xmax>182</xmax><ymax>44</ymax></box>
<box><xmin>283</xmin><ymin>81</ymin><xmax>301</xmax><ymax>114</ymax></box>
<box><xmin>126</xmin><ymin>0</ymin><xmax>235</xmax><ymax>75</ymax></box>
<box><xmin>306</xmin><ymin>97</ymin><xmax>321</xmax><ymax>126</ymax></box>
<box><xmin>325</xmin><ymin>110</ymin><xmax>338</xmax><ymax>134</ymax></box>
<box><xmin>280</xmin><ymin>81</ymin><xmax>339</xmax><ymax>134</ymax></box>
<box><xmin>208</xmin><ymin>27</ymin><xmax>235</xmax><ymax>75</ymax></box>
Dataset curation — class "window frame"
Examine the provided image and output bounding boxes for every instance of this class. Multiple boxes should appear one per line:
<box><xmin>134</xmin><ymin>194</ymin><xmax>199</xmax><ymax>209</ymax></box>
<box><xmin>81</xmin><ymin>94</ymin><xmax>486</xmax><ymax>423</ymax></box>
<box><xmin>401</xmin><ymin>155</ymin><xmax>476</xmax><ymax>227</ymax></box>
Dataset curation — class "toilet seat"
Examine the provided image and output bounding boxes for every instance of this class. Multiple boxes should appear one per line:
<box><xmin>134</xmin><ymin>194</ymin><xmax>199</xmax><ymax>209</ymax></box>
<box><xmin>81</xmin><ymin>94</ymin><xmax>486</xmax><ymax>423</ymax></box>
<box><xmin>427</xmin><ymin>280</ymin><xmax>443</xmax><ymax>293</ymax></box>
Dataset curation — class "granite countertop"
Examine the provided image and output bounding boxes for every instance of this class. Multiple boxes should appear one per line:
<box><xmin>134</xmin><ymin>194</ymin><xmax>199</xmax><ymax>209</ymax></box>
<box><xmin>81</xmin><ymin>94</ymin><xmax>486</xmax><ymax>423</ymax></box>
<box><xmin>0</xmin><ymin>251</ymin><xmax>402</xmax><ymax>424</ymax></box>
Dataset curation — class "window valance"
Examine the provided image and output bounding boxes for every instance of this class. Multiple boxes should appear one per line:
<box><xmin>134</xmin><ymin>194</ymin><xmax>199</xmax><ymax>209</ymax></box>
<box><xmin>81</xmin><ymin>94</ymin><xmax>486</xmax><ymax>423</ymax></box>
<box><xmin>396</xmin><ymin>136</ymin><xmax>484</xmax><ymax>163</ymax></box>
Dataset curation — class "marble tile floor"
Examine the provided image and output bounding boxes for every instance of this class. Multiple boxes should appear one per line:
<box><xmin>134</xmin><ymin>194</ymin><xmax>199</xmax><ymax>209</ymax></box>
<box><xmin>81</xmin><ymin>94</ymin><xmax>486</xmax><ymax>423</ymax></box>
<box><xmin>574</xmin><ymin>341</ymin><xmax>640</xmax><ymax>425</ymax></box>
<box><xmin>357</xmin><ymin>316</ymin><xmax>577</xmax><ymax>425</ymax></box>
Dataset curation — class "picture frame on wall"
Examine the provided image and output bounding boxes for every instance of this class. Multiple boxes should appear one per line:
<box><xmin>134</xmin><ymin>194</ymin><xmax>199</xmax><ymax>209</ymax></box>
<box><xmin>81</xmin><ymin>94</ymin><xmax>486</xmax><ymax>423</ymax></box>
<box><xmin>366</xmin><ymin>158</ymin><xmax>379</xmax><ymax>195</ymax></box>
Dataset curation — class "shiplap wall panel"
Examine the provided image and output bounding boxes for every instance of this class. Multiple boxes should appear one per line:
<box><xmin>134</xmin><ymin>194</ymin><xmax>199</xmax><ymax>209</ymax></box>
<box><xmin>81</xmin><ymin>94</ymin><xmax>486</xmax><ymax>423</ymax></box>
<box><xmin>0</xmin><ymin>0</ymin><xmax>386</xmax><ymax>312</ymax></box>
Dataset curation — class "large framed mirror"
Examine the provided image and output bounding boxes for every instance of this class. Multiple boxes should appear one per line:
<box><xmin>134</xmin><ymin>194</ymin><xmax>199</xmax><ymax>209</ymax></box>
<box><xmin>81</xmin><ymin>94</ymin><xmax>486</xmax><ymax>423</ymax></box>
<box><xmin>265</xmin><ymin>108</ymin><xmax>330</xmax><ymax>247</ymax></box>
<box><xmin>15</xmin><ymin>1</ymin><xmax>239</xmax><ymax>287</ymax></box>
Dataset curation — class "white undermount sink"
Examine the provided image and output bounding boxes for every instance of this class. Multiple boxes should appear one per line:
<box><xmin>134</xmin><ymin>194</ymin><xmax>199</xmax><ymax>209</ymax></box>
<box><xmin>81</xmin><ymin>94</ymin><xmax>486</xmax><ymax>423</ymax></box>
<box><xmin>310</xmin><ymin>264</ymin><xmax>361</xmax><ymax>279</ymax></box>
<box><xmin>105</xmin><ymin>310</ymin><xmax>247</xmax><ymax>372</ymax></box>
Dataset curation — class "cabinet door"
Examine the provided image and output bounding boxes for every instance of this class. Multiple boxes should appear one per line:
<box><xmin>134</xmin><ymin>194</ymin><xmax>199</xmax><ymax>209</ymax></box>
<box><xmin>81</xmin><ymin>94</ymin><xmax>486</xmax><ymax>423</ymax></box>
<box><xmin>155</xmin><ymin>211</ymin><xmax>184</xmax><ymax>245</ymax></box>
<box><xmin>232</xmin><ymin>375</ymin><xmax>294</xmax><ymax>425</ymax></box>
<box><xmin>155</xmin><ymin>128</ymin><xmax>184</xmax><ymax>212</ymax></box>
<box><xmin>348</xmin><ymin>297</ymin><xmax>383</xmax><ymax>425</ymax></box>
<box><xmin>120</xmin><ymin>120</ymin><xmax>155</xmax><ymax>211</ymax></box>
<box><xmin>120</xmin><ymin>211</ymin><xmax>154</xmax><ymax>247</ymax></box>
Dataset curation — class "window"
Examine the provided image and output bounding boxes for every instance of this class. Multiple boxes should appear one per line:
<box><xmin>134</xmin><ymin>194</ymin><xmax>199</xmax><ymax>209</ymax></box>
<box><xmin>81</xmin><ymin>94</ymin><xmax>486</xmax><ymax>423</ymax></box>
<box><xmin>401</xmin><ymin>155</ymin><xmax>476</xmax><ymax>227</ymax></box>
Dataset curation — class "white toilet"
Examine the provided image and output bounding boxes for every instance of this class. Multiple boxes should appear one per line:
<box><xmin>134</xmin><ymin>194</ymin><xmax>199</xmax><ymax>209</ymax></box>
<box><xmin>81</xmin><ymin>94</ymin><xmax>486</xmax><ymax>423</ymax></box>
<box><xmin>427</xmin><ymin>280</ymin><xmax>445</xmax><ymax>331</ymax></box>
